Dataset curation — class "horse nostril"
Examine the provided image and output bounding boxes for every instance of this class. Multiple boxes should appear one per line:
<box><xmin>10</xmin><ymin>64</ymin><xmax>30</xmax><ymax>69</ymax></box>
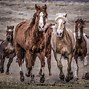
<box><xmin>39</xmin><ymin>26</ymin><xmax>41</xmax><ymax>28</ymax></box>
<box><xmin>60</xmin><ymin>33</ymin><xmax>62</xmax><ymax>35</ymax></box>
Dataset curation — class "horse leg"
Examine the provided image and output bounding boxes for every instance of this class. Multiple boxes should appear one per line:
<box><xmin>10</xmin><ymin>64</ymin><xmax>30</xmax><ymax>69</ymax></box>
<box><xmin>65</xmin><ymin>54</ymin><xmax>73</xmax><ymax>82</ymax></box>
<box><xmin>47</xmin><ymin>53</ymin><xmax>51</xmax><ymax>76</ymax></box>
<box><xmin>15</xmin><ymin>44</ymin><xmax>24</xmax><ymax>82</ymax></box>
<box><xmin>73</xmin><ymin>55</ymin><xmax>79</xmax><ymax>81</ymax></box>
<box><xmin>25</xmin><ymin>50</ymin><xmax>33</xmax><ymax>78</ymax></box>
<box><xmin>30</xmin><ymin>54</ymin><xmax>37</xmax><ymax>83</ymax></box>
<box><xmin>82</xmin><ymin>56</ymin><xmax>89</xmax><ymax>79</ymax></box>
<box><xmin>6</xmin><ymin>53</ymin><xmax>15</xmax><ymax>75</ymax></box>
<box><xmin>38</xmin><ymin>52</ymin><xmax>45</xmax><ymax>83</ymax></box>
<box><xmin>0</xmin><ymin>56</ymin><xmax>5</xmax><ymax>73</ymax></box>
<box><xmin>6</xmin><ymin>58</ymin><xmax>13</xmax><ymax>75</ymax></box>
<box><xmin>54</xmin><ymin>51</ymin><xmax>65</xmax><ymax>81</ymax></box>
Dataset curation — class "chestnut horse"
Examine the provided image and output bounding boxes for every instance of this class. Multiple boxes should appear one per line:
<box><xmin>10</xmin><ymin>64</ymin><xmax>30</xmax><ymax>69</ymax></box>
<box><xmin>73</xmin><ymin>19</ymin><xmax>88</xmax><ymax>81</ymax></box>
<box><xmin>35</xmin><ymin>23</ymin><xmax>53</xmax><ymax>83</ymax></box>
<box><xmin>0</xmin><ymin>26</ymin><xmax>16</xmax><ymax>74</ymax></box>
<box><xmin>51</xmin><ymin>13</ymin><xmax>75</xmax><ymax>82</ymax></box>
<box><xmin>15</xmin><ymin>4</ymin><xmax>48</xmax><ymax>82</ymax></box>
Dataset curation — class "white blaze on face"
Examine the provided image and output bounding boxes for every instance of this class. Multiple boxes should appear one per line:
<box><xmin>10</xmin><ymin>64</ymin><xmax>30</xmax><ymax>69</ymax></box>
<box><xmin>8</xmin><ymin>29</ymin><xmax>12</xmax><ymax>32</ymax></box>
<box><xmin>77</xmin><ymin>29</ymin><xmax>81</xmax><ymax>39</ymax></box>
<box><xmin>56</xmin><ymin>19</ymin><xmax>64</xmax><ymax>37</ymax></box>
<box><xmin>39</xmin><ymin>12</ymin><xmax>44</xmax><ymax>31</ymax></box>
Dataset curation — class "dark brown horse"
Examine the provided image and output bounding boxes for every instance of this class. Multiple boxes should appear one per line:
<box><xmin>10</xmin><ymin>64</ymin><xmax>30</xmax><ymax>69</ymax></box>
<box><xmin>73</xmin><ymin>19</ymin><xmax>87</xmax><ymax>81</ymax></box>
<box><xmin>15</xmin><ymin>4</ymin><xmax>48</xmax><ymax>82</ymax></box>
<box><xmin>0</xmin><ymin>26</ymin><xmax>16</xmax><ymax>74</ymax></box>
<box><xmin>51</xmin><ymin>13</ymin><xmax>74</xmax><ymax>82</ymax></box>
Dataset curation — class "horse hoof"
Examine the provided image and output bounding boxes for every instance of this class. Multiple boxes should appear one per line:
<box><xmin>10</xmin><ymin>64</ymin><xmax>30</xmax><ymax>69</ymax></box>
<box><xmin>0</xmin><ymin>69</ymin><xmax>4</xmax><ymax>73</ymax></box>
<box><xmin>65</xmin><ymin>73</ymin><xmax>73</xmax><ymax>82</ymax></box>
<box><xmin>30</xmin><ymin>75</ymin><xmax>35</xmax><ymax>83</ymax></box>
<box><xmin>74</xmin><ymin>78</ymin><xmax>79</xmax><ymax>81</ymax></box>
<box><xmin>6</xmin><ymin>71</ymin><xmax>9</xmax><ymax>75</ymax></box>
<box><xmin>40</xmin><ymin>74</ymin><xmax>45</xmax><ymax>83</ymax></box>
<box><xmin>31</xmin><ymin>74</ymin><xmax>35</xmax><ymax>79</ymax></box>
<box><xmin>25</xmin><ymin>73</ymin><xmax>30</xmax><ymax>77</ymax></box>
<box><xmin>20</xmin><ymin>76</ymin><xmax>24</xmax><ymax>82</ymax></box>
<box><xmin>59</xmin><ymin>74</ymin><xmax>65</xmax><ymax>81</ymax></box>
<box><xmin>20</xmin><ymin>71</ymin><xmax>24</xmax><ymax>82</ymax></box>
<box><xmin>49</xmin><ymin>73</ymin><xmax>52</xmax><ymax>76</ymax></box>
<box><xmin>65</xmin><ymin>76</ymin><xmax>70</xmax><ymax>82</ymax></box>
<box><xmin>82</xmin><ymin>73</ymin><xmax>89</xmax><ymax>80</ymax></box>
<box><xmin>69</xmin><ymin>72</ymin><xmax>73</xmax><ymax>80</ymax></box>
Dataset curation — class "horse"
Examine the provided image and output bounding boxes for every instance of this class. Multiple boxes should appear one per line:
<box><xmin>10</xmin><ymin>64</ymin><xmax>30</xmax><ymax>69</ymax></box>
<box><xmin>14</xmin><ymin>4</ymin><xmax>48</xmax><ymax>82</ymax></box>
<box><xmin>34</xmin><ymin>23</ymin><xmax>53</xmax><ymax>83</ymax></box>
<box><xmin>73</xmin><ymin>19</ymin><xmax>88</xmax><ymax>80</ymax></box>
<box><xmin>0</xmin><ymin>26</ymin><xmax>16</xmax><ymax>74</ymax></box>
<box><xmin>51</xmin><ymin>13</ymin><xmax>75</xmax><ymax>82</ymax></box>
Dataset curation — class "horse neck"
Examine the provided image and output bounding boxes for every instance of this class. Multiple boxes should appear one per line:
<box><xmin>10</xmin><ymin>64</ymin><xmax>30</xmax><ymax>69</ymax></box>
<box><xmin>26</xmin><ymin>15</ymin><xmax>39</xmax><ymax>37</ymax></box>
<box><xmin>63</xmin><ymin>28</ymin><xmax>72</xmax><ymax>45</ymax></box>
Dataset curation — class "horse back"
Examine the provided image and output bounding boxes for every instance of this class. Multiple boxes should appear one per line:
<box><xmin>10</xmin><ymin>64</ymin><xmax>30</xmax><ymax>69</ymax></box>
<box><xmin>15</xmin><ymin>20</ymin><xmax>30</xmax><ymax>48</ymax></box>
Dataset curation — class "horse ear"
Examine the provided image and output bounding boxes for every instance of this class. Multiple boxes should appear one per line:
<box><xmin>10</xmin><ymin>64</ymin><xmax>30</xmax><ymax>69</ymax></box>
<box><xmin>11</xmin><ymin>26</ymin><xmax>14</xmax><ymax>30</ymax></box>
<box><xmin>35</xmin><ymin>4</ymin><xmax>40</xmax><ymax>11</ymax></box>
<box><xmin>7</xmin><ymin>26</ymin><xmax>14</xmax><ymax>31</ymax></box>
<box><xmin>42</xmin><ymin>4</ymin><xmax>47</xmax><ymax>11</ymax></box>
<box><xmin>63</xmin><ymin>13</ymin><xmax>67</xmax><ymax>17</ymax></box>
<box><xmin>7</xmin><ymin>26</ymin><xmax>9</xmax><ymax>29</ymax></box>
<box><xmin>44</xmin><ymin>4</ymin><xmax>47</xmax><ymax>10</ymax></box>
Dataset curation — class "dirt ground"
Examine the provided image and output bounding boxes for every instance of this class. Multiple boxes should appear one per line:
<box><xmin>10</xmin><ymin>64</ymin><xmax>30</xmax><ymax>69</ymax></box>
<box><xmin>0</xmin><ymin>0</ymin><xmax>89</xmax><ymax>85</ymax></box>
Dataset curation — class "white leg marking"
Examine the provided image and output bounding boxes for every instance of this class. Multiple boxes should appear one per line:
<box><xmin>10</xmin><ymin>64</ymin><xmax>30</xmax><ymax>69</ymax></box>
<box><xmin>73</xmin><ymin>59</ymin><xmax>78</xmax><ymax>78</ymax></box>
<box><xmin>20</xmin><ymin>66</ymin><xmax>22</xmax><ymax>71</ymax></box>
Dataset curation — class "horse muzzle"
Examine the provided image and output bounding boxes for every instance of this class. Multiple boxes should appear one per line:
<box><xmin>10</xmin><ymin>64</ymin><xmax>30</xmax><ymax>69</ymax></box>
<box><xmin>56</xmin><ymin>32</ymin><xmax>63</xmax><ymax>38</ymax></box>
<box><xmin>39</xmin><ymin>26</ymin><xmax>44</xmax><ymax>31</ymax></box>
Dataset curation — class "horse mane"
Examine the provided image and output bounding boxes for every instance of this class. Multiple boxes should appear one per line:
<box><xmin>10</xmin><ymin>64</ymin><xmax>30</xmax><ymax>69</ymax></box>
<box><xmin>44</xmin><ymin>24</ymin><xmax>53</xmax><ymax>33</ymax></box>
<box><xmin>25</xmin><ymin>13</ymin><xmax>37</xmax><ymax>37</ymax></box>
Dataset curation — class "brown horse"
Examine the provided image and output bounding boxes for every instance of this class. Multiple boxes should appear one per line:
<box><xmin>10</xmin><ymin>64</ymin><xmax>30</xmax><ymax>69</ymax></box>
<box><xmin>73</xmin><ymin>19</ymin><xmax>88</xmax><ymax>81</ymax></box>
<box><xmin>0</xmin><ymin>26</ymin><xmax>16</xmax><ymax>74</ymax></box>
<box><xmin>51</xmin><ymin>13</ymin><xmax>74</xmax><ymax>82</ymax></box>
<box><xmin>15</xmin><ymin>4</ymin><xmax>48</xmax><ymax>82</ymax></box>
<box><xmin>34</xmin><ymin>23</ymin><xmax>53</xmax><ymax>83</ymax></box>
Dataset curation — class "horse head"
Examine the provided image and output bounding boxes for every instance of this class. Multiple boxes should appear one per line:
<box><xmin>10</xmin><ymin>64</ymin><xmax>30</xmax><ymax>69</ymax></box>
<box><xmin>6</xmin><ymin>26</ymin><xmax>14</xmax><ymax>42</ymax></box>
<box><xmin>55</xmin><ymin>13</ymin><xmax>67</xmax><ymax>38</ymax></box>
<box><xmin>75</xmin><ymin>19</ymin><xmax>85</xmax><ymax>40</ymax></box>
<box><xmin>33</xmin><ymin>4</ymin><xmax>48</xmax><ymax>31</ymax></box>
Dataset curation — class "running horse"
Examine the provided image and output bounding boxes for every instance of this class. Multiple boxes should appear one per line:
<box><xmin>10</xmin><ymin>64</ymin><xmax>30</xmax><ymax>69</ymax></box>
<box><xmin>36</xmin><ymin>23</ymin><xmax>53</xmax><ymax>83</ymax></box>
<box><xmin>0</xmin><ymin>26</ymin><xmax>16</xmax><ymax>74</ymax></box>
<box><xmin>51</xmin><ymin>13</ymin><xmax>75</xmax><ymax>82</ymax></box>
<box><xmin>15</xmin><ymin>4</ymin><xmax>48</xmax><ymax>82</ymax></box>
<box><xmin>73</xmin><ymin>19</ymin><xmax>88</xmax><ymax>80</ymax></box>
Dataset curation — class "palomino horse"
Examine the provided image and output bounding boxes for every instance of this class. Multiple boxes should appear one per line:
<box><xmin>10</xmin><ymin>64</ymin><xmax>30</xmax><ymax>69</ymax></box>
<box><xmin>0</xmin><ymin>26</ymin><xmax>16</xmax><ymax>74</ymax></box>
<box><xmin>51</xmin><ymin>13</ymin><xmax>74</xmax><ymax>82</ymax></box>
<box><xmin>15</xmin><ymin>4</ymin><xmax>48</xmax><ymax>82</ymax></box>
<box><xmin>73</xmin><ymin>19</ymin><xmax>88</xmax><ymax>80</ymax></box>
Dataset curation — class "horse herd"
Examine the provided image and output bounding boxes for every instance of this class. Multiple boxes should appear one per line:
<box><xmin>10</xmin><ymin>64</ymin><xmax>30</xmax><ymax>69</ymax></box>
<box><xmin>0</xmin><ymin>4</ymin><xmax>89</xmax><ymax>83</ymax></box>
